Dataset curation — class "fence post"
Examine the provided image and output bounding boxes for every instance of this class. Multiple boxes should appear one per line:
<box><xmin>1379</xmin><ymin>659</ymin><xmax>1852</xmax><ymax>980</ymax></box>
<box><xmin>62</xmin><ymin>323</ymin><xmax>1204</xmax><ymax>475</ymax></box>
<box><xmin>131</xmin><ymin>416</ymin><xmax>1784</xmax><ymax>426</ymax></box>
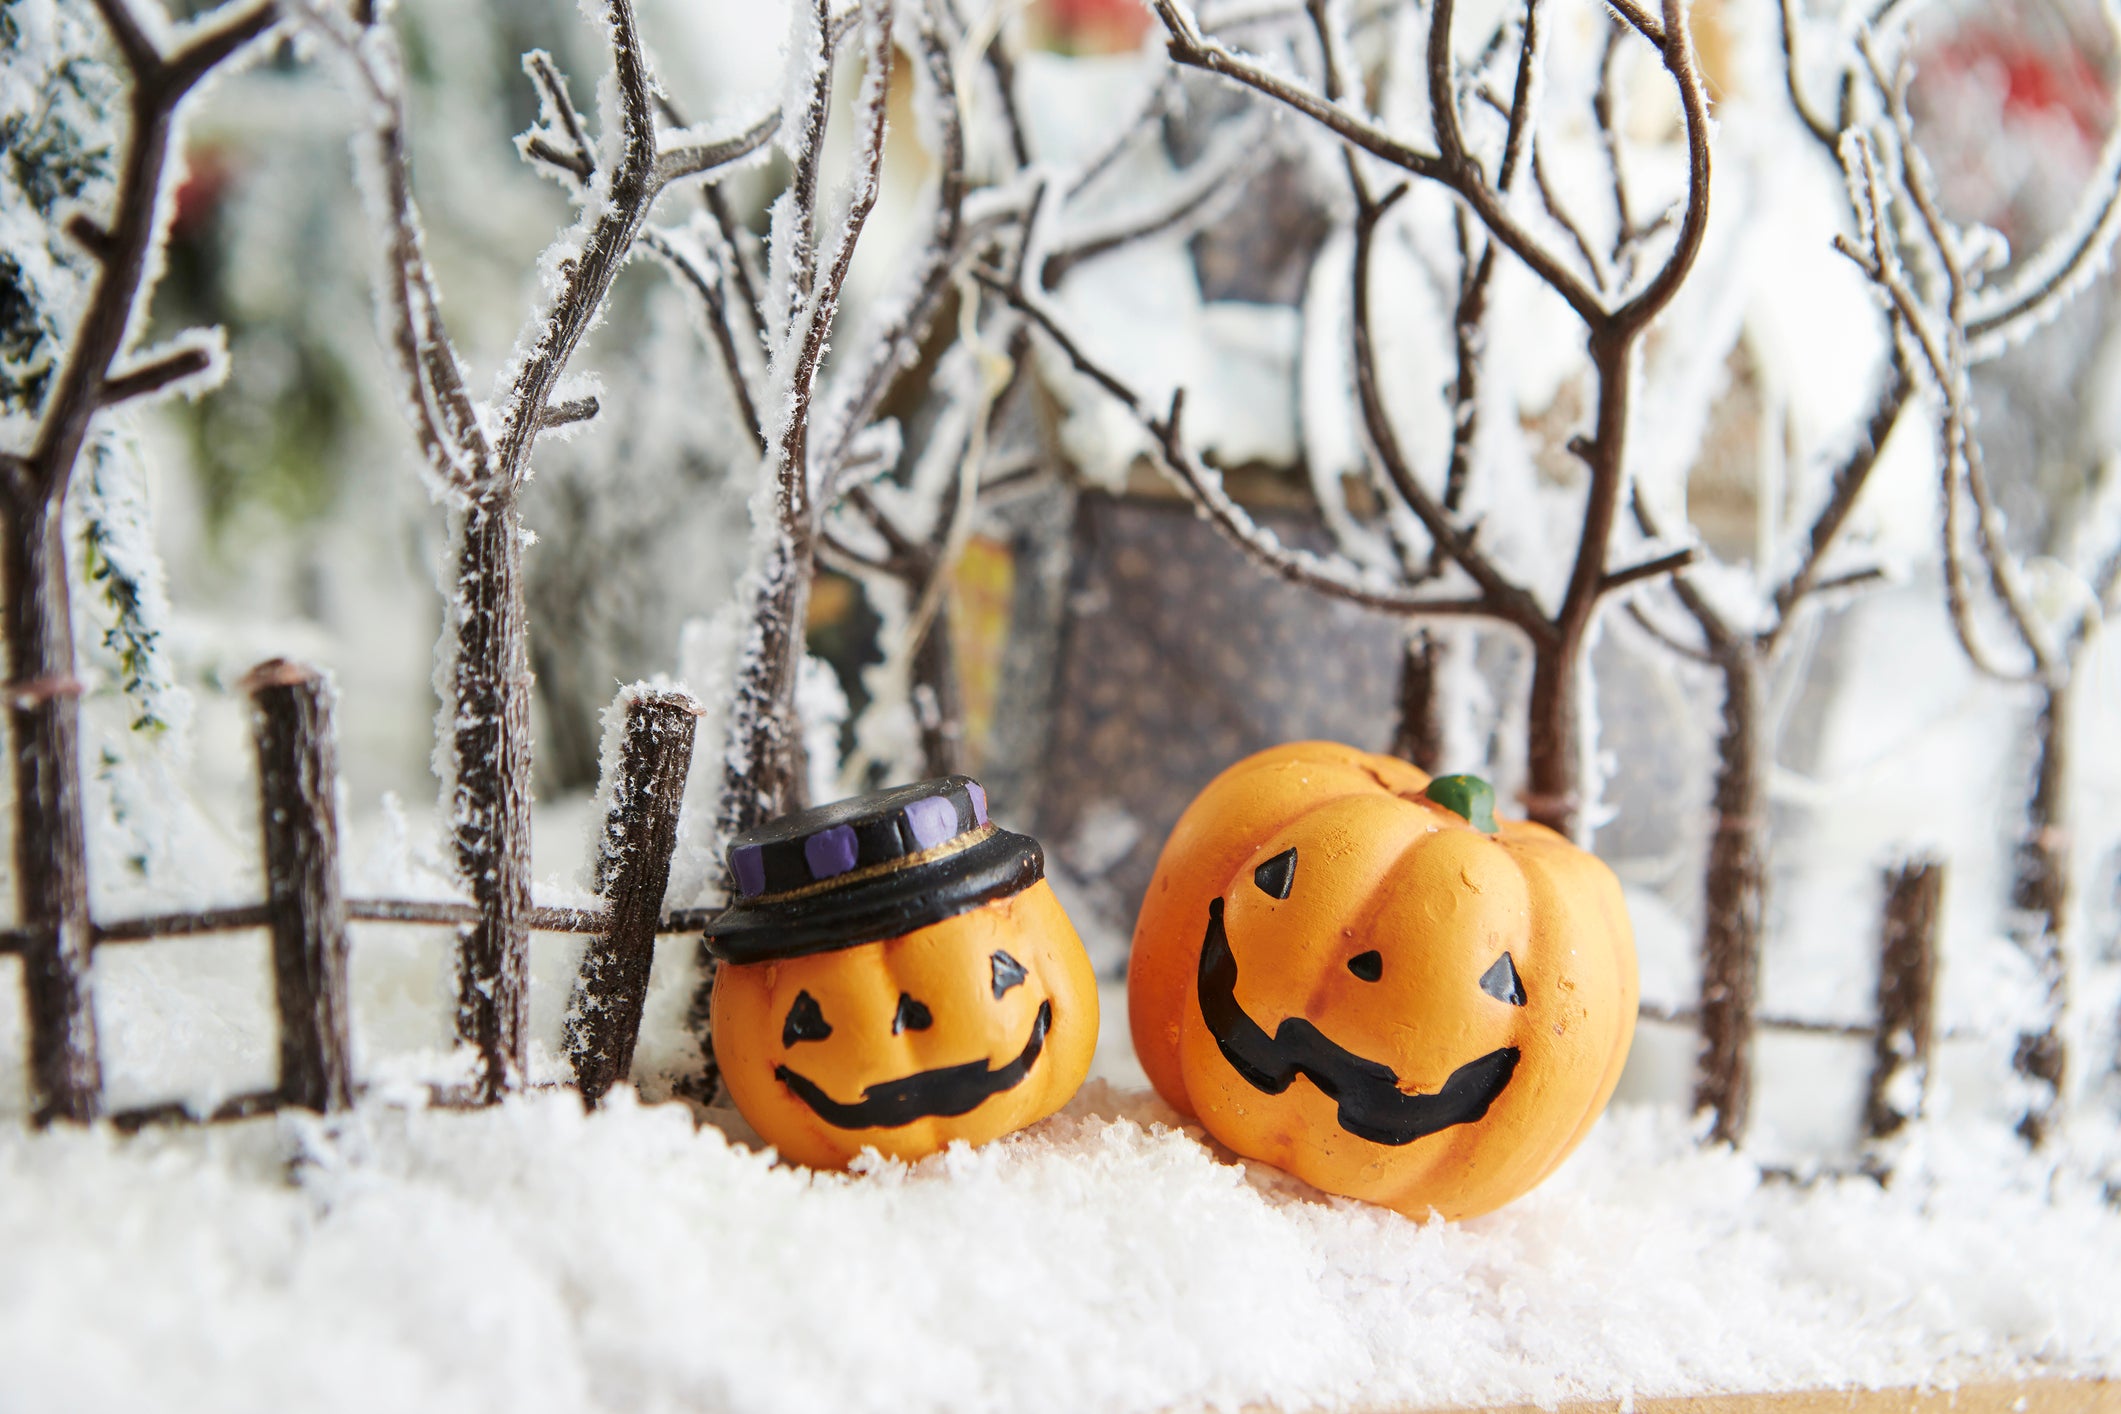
<box><xmin>246</xmin><ymin>660</ymin><xmax>355</xmax><ymax>1113</ymax></box>
<box><xmin>566</xmin><ymin>689</ymin><xmax>699</xmax><ymax>1105</ymax></box>
<box><xmin>10</xmin><ymin>664</ymin><xmax>101</xmax><ymax>1125</ymax></box>
<box><xmin>1865</xmin><ymin>856</ymin><xmax>1944</xmax><ymax>1142</ymax></box>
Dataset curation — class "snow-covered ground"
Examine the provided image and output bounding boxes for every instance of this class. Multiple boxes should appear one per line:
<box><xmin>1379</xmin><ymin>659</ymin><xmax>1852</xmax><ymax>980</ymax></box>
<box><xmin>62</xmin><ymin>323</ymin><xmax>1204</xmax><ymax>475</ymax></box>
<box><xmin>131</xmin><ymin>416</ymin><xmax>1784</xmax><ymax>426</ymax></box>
<box><xmin>1</xmin><ymin>977</ymin><xmax>2116</xmax><ymax>1414</ymax></box>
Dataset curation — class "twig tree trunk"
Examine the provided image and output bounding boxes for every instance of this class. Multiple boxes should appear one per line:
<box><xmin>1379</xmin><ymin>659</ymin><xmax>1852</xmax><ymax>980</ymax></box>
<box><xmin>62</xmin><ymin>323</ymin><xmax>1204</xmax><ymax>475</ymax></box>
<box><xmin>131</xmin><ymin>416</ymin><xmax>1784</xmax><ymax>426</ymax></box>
<box><xmin>2011</xmin><ymin>674</ymin><xmax>2073</xmax><ymax>1145</ymax></box>
<box><xmin>1389</xmin><ymin>630</ymin><xmax>1445</xmax><ymax>774</ymax></box>
<box><xmin>1692</xmin><ymin>647</ymin><xmax>1767</xmax><ymax>1140</ymax></box>
<box><xmin>449</xmin><ymin>496</ymin><xmax>536</xmax><ymax>1096</ymax></box>
<box><xmin>1</xmin><ymin>0</ymin><xmax>282</xmax><ymax>1123</ymax></box>
<box><xmin>711</xmin><ymin>2</ymin><xmax>899</xmax><ymax>841</ymax></box>
<box><xmin>4</xmin><ymin>496</ymin><xmax>98</xmax><ymax>1123</ymax></box>
<box><xmin>328</xmin><ymin>0</ymin><xmax>778</xmax><ymax>1100</ymax></box>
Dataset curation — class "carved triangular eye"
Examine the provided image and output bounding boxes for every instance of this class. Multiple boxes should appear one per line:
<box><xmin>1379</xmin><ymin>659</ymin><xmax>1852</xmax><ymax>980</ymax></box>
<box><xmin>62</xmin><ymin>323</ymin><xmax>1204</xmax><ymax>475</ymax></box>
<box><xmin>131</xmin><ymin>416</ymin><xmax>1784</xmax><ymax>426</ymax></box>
<box><xmin>783</xmin><ymin>990</ymin><xmax>833</xmax><ymax>1046</ymax></box>
<box><xmin>1480</xmin><ymin>952</ymin><xmax>1527</xmax><ymax>1006</ymax></box>
<box><xmin>991</xmin><ymin>949</ymin><xmax>1028</xmax><ymax>999</ymax></box>
<box><xmin>892</xmin><ymin>992</ymin><xmax>933</xmax><ymax>1034</ymax></box>
<box><xmin>1253</xmin><ymin>848</ymin><xmax>1297</xmax><ymax>900</ymax></box>
<box><xmin>1347</xmin><ymin>950</ymin><xmax>1383</xmax><ymax>982</ymax></box>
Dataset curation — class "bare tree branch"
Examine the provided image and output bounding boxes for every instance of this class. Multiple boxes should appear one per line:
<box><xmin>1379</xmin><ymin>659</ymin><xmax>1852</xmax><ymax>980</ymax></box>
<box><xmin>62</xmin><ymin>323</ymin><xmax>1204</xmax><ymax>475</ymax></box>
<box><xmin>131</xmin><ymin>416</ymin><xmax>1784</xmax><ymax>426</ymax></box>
<box><xmin>639</xmin><ymin>227</ymin><xmax>765</xmax><ymax>452</ymax></box>
<box><xmin>984</xmin><ymin>271</ymin><xmax>1499</xmax><ymax>620</ymax></box>
<box><xmin>1602</xmin><ymin>546</ymin><xmax>1698</xmax><ymax>593</ymax></box>
<box><xmin>98</xmin><ymin>346</ymin><xmax>216</xmax><ymax>407</ymax></box>
<box><xmin>814</xmin><ymin>3</ymin><xmax>971</xmax><ymax>500</ymax></box>
<box><xmin>1623</xmin><ymin>600</ymin><xmax>1719</xmax><ymax>665</ymax></box>
<box><xmin>1767</xmin><ymin>357</ymin><xmax>1912</xmax><ymax>637</ymax></box>
<box><xmin>786</xmin><ymin>0</ymin><xmax>840</xmax><ymax>321</ymax></box>
<box><xmin>538</xmin><ymin>396</ymin><xmax>600</xmax><ymax>431</ymax></box>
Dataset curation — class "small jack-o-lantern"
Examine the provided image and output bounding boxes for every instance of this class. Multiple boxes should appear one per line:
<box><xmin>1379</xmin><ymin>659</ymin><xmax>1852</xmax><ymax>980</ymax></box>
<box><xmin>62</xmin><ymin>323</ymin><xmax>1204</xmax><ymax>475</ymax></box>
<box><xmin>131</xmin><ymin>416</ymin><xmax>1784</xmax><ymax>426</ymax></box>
<box><xmin>1129</xmin><ymin>742</ymin><xmax>1637</xmax><ymax>1221</ymax></box>
<box><xmin>707</xmin><ymin>777</ymin><xmax>1098</xmax><ymax>1169</ymax></box>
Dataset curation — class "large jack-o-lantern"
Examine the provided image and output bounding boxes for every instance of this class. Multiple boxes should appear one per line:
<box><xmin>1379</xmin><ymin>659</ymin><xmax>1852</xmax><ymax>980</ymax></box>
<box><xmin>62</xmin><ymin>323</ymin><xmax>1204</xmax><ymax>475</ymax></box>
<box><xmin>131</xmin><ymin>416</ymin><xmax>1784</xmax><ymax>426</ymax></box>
<box><xmin>707</xmin><ymin>777</ymin><xmax>1098</xmax><ymax>1169</ymax></box>
<box><xmin>1129</xmin><ymin>742</ymin><xmax>1637</xmax><ymax>1221</ymax></box>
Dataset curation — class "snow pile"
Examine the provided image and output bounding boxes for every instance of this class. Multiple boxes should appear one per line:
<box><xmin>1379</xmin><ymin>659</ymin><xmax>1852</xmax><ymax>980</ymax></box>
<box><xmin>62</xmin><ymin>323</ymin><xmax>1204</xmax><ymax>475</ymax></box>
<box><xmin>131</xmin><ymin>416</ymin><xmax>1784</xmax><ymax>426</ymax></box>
<box><xmin>0</xmin><ymin>1079</ymin><xmax>2113</xmax><ymax>1414</ymax></box>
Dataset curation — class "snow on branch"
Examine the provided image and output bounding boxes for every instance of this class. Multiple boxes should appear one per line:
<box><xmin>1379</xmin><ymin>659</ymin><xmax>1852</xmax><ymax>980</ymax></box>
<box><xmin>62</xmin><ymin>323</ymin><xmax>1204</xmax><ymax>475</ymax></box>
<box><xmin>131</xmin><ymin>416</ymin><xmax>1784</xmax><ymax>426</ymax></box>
<box><xmin>984</xmin><ymin>264</ymin><xmax>1504</xmax><ymax>620</ymax></box>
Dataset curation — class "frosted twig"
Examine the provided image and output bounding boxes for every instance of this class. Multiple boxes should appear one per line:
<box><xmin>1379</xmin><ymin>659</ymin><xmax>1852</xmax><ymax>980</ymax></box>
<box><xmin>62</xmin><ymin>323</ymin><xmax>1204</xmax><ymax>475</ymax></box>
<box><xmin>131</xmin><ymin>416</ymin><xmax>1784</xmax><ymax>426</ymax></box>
<box><xmin>538</xmin><ymin>397</ymin><xmax>600</xmax><ymax>431</ymax></box>
<box><xmin>639</xmin><ymin>227</ymin><xmax>765</xmax><ymax>452</ymax></box>
<box><xmin>1963</xmin><ymin>1</ymin><xmax>2121</xmax><ymax>356</ymax></box>
<box><xmin>1767</xmin><ymin>358</ymin><xmax>1912</xmax><ymax>637</ymax></box>
<box><xmin>1061</xmin><ymin>73</ymin><xmax>1181</xmax><ymax>201</ymax></box>
<box><xmin>1841</xmin><ymin>129</ymin><xmax>2053</xmax><ymax>682</ymax></box>
<box><xmin>522</xmin><ymin>49</ymin><xmax>594</xmax><ymax>183</ymax></box>
<box><xmin>786</xmin><ymin>0</ymin><xmax>839</xmax><ymax>322</ymax></box>
<box><xmin>1603</xmin><ymin>0</ymin><xmax>1664</xmax><ymax>45</ymax></box>
<box><xmin>1529</xmin><ymin>146</ymin><xmax>1611</xmax><ymax>296</ymax></box>
<box><xmin>306</xmin><ymin>1</ymin><xmax>485</xmax><ymax>488</ymax></box>
<box><xmin>813</xmin><ymin>1</ymin><xmax>971</xmax><ymax>502</ymax></box>
<box><xmin>98</xmin><ymin>346</ymin><xmax>217</xmax><ymax>407</ymax></box>
<box><xmin>1775</xmin><ymin>0</ymin><xmax>1840</xmax><ymax>148</ymax></box>
<box><xmin>782</xmin><ymin>1</ymin><xmax>897</xmax><ymax>531</ymax></box>
<box><xmin>1349</xmin><ymin>190</ymin><xmax>1553</xmax><ymax>635</ymax></box>
<box><xmin>1041</xmin><ymin>114</ymin><xmax>1266</xmax><ymax>288</ymax></box>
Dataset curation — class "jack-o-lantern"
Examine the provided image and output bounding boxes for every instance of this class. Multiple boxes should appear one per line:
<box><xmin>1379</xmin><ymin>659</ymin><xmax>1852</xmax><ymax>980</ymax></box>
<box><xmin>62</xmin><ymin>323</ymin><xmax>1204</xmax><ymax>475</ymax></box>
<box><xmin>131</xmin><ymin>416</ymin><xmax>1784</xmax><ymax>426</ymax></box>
<box><xmin>1129</xmin><ymin>742</ymin><xmax>1637</xmax><ymax>1221</ymax></box>
<box><xmin>707</xmin><ymin>777</ymin><xmax>1098</xmax><ymax>1169</ymax></box>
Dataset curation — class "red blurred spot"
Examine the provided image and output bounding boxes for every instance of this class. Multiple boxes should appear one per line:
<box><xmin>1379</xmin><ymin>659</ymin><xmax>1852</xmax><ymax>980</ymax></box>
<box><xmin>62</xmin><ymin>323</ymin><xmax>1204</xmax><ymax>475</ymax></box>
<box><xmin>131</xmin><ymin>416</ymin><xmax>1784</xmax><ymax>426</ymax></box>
<box><xmin>171</xmin><ymin>147</ymin><xmax>233</xmax><ymax>238</ymax></box>
<box><xmin>1926</xmin><ymin>30</ymin><xmax>2111</xmax><ymax>145</ymax></box>
<box><xmin>1036</xmin><ymin>0</ymin><xmax>1152</xmax><ymax>52</ymax></box>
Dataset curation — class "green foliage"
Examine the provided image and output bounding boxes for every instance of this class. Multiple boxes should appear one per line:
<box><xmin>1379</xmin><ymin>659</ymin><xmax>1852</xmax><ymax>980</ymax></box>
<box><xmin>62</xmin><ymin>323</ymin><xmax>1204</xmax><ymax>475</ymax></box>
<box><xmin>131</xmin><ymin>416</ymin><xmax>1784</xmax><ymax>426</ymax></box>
<box><xmin>79</xmin><ymin>438</ymin><xmax>170</xmax><ymax>735</ymax></box>
<box><xmin>0</xmin><ymin>0</ymin><xmax>118</xmax><ymax>417</ymax></box>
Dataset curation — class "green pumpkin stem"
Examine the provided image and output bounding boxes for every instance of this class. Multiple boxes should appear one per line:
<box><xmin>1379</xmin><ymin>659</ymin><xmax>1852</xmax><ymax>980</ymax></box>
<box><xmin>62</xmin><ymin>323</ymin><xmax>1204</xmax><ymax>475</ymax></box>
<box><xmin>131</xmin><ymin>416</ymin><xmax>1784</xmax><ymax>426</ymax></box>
<box><xmin>1424</xmin><ymin>774</ymin><xmax>1498</xmax><ymax>833</ymax></box>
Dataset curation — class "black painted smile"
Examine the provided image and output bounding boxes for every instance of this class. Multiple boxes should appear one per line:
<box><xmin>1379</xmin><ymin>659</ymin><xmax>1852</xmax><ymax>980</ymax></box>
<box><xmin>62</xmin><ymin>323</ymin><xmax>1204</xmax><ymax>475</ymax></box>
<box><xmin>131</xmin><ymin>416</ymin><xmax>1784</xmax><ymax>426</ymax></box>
<box><xmin>1197</xmin><ymin>898</ymin><xmax>1519</xmax><ymax>1146</ymax></box>
<box><xmin>775</xmin><ymin>1000</ymin><xmax>1053</xmax><ymax>1130</ymax></box>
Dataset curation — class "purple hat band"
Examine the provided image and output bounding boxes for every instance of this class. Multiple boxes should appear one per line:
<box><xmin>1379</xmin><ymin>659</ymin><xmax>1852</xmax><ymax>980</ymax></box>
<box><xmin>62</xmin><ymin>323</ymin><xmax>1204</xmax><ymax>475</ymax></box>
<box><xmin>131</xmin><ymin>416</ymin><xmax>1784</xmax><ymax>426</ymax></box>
<box><xmin>724</xmin><ymin>776</ymin><xmax>1000</xmax><ymax>899</ymax></box>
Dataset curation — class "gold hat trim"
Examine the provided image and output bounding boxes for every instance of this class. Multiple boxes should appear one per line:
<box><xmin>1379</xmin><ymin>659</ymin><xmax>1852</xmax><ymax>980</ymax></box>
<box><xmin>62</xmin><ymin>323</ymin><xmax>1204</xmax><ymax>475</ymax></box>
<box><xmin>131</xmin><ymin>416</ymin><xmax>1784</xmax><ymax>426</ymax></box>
<box><xmin>737</xmin><ymin>822</ymin><xmax>1000</xmax><ymax>905</ymax></box>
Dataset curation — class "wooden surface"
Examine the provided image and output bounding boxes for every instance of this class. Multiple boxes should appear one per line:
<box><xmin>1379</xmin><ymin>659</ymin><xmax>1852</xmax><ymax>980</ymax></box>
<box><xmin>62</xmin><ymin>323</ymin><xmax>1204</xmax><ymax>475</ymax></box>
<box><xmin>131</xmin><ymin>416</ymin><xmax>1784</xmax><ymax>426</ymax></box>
<box><xmin>1375</xmin><ymin>1378</ymin><xmax>2118</xmax><ymax>1414</ymax></box>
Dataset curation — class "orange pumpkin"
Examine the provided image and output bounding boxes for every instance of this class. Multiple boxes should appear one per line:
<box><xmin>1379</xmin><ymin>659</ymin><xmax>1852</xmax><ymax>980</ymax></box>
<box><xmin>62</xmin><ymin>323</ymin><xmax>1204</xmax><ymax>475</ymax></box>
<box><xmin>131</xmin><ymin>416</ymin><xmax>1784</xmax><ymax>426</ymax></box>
<box><xmin>1129</xmin><ymin>742</ymin><xmax>1636</xmax><ymax>1221</ymax></box>
<box><xmin>707</xmin><ymin>778</ymin><xmax>1097</xmax><ymax>1169</ymax></box>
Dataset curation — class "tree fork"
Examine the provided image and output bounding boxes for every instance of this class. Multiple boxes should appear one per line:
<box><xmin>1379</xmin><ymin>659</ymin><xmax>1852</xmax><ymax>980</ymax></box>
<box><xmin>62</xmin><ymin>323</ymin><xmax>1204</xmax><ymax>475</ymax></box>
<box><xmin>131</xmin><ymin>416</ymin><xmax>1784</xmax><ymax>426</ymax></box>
<box><xmin>449</xmin><ymin>493</ymin><xmax>535</xmax><ymax>1102</ymax></box>
<box><xmin>1692</xmin><ymin>648</ymin><xmax>1768</xmax><ymax>1144</ymax></box>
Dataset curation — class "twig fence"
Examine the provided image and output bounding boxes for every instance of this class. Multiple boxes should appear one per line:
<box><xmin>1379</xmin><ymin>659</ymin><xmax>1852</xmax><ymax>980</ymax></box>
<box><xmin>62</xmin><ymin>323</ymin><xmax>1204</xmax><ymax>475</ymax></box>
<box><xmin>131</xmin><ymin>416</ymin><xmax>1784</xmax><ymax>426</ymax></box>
<box><xmin>1638</xmin><ymin>857</ymin><xmax>1949</xmax><ymax>1146</ymax></box>
<box><xmin>0</xmin><ymin>658</ymin><xmax>706</xmax><ymax>1129</ymax></box>
<box><xmin>2</xmin><ymin>659</ymin><xmax>1957</xmax><ymax>1150</ymax></box>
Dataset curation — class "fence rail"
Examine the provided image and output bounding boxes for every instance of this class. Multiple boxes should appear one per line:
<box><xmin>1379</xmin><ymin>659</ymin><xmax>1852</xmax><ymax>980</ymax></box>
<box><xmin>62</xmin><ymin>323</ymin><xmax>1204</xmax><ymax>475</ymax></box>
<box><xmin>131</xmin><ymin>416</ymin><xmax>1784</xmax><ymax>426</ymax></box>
<box><xmin>1</xmin><ymin>660</ymin><xmax>705</xmax><ymax>1128</ymax></box>
<box><xmin>0</xmin><ymin>898</ymin><xmax>725</xmax><ymax>953</ymax></box>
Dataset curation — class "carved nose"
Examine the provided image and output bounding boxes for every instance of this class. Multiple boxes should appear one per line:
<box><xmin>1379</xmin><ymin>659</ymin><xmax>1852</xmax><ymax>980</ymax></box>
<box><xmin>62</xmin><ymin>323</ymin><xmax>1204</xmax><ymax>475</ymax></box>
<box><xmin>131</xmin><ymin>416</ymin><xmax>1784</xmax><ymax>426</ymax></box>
<box><xmin>893</xmin><ymin>992</ymin><xmax>933</xmax><ymax>1034</ymax></box>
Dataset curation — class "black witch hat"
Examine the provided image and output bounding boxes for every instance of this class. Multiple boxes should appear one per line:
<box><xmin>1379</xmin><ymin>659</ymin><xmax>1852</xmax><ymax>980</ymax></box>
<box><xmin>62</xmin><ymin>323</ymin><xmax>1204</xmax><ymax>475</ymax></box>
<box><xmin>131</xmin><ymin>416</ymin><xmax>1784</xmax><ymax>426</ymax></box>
<box><xmin>703</xmin><ymin>776</ymin><xmax>1044</xmax><ymax>964</ymax></box>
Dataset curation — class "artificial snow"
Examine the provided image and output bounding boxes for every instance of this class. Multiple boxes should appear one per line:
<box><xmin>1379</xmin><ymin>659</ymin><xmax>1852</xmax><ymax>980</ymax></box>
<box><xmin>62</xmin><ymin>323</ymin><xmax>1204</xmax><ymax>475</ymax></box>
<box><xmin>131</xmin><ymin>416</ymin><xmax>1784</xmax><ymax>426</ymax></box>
<box><xmin>0</xmin><ymin>1069</ymin><xmax>2114</xmax><ymax>1414</ymax></box>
